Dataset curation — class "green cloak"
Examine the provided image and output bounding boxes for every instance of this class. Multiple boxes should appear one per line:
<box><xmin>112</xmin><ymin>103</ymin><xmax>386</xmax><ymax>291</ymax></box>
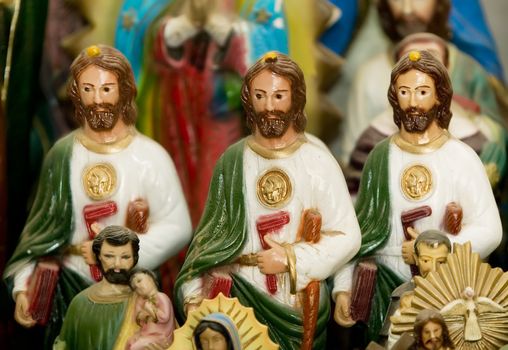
<box><xmin>355</xmin><ymin>137</ymin><xmax>404</xmax><ymax>341</ymax></box>
<box><xmin>54</xmin><ymin>288</ymin><xmax>129</xmax><ymax>350</ymax></box>
<box><xmin>3</xmin><ymin>132</ymin><xmax>90</xmax><ymax>348</ymax></box>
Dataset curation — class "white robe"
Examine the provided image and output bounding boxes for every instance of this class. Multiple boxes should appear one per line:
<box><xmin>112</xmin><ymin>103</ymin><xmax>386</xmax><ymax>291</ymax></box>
<box><xmin>13</xmin><ymin>132</ymin><xmax>192</xmax><ymax>296</ymax></box>
<box><xmin>183</xmin><ymin>134</ymin><xmax>361</xmax><ymax>307</ymax></box>
<box><xmin>378</xmin><ymin>137</ymin><xmax>502</xmax><ymax>281</ymax></box>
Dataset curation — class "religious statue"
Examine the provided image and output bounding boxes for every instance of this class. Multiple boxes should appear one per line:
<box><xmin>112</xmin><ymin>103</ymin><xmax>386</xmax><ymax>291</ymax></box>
<box><xmin>384</xmin><ymin>230</ymin><xmax>452</xmax><ymax>347</ymax></box>
<box><xmin>127</xmin><ymin>269</ymin><xmax>175</xmax><ymax>350</ymax></box>
<box><xmin>332</xmin><ymin>0</ymin><xmax>504</xmax><ymax>165</ymax></box>
<box><xmin>333</xmin><ymin>50</ymin><xmax>502</xmax><ymax>342</ymax></box>
<box><xmin>54</xmin><ymin>226</ymin><xmax>142</xmax><ymax>349</ymax></box>
<box><xmin>391</xmin><ymin>242</ymin><xmax>508</xmax><ymax>348</ymax></box>
<box><xmin>411</xmin><ymin>309</ymin><xmax>455</xmax><ymax>350</ymax></box>
<box><xmin>140</xmin><ymin>0</ymin><xmax>246</xmax><ymax>225</ymax></box>
<box><xmin>170</xmin><ymin>293</ymin><xmax>277</xmax><ymax>350</ymax></box>
<box><xmin>193</xmin><ymin>313</ymin><xmax>242</xmax><ymax>350</ymax></box>
<box><xmin>175</xmin><ymin>51</ymin><xmax>361</xmax><ymax>349</ymax></box>
<box><xmin>3</xmin><ymin>44</ymin><xmax>192</xmax><ymax>348</ymax></box>
<box><xmin>348</xmin><ymin>32</ymin><xmax>507</xmax><ymax>193</ymax></box>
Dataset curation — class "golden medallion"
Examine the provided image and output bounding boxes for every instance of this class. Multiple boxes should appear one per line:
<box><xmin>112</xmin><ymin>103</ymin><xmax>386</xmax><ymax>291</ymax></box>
<box><xmin>256</xmin><ymin>168</ymin><xmax>292</xmax><ymax>208</ymax></box>
<box><xmin>401</xmin><ymin>164</ymin><xmax>432</xmax><ymax>201</ymax></box>
<box><xmin>82</xmin><ymin>163</ymin><xmax>117</xmax><ymax>200</ymax></box>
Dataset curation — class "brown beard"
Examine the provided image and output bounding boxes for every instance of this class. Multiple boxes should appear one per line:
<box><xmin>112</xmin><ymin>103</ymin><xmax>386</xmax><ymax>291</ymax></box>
<box><xmin>423</xmin><ymin>338</ymin><xmax>443</xmax><ymax>350</ymax></box>
<box><xmin>400</xmin><ymin>105</ymin><xmax>438</xmax><ymax>133</ymax></box>
<box><xmin>83</xmin><ymin>103</ymin><xmax>121</xmax><ymax>131</ymax></box>
<box><xmin>394</xmin><ymin>14</ymin><xmax>430</xmax><ymax>39</ymax></box>
<box><xmin>103</xmin><ymin>269</ymin><xmax>130</xmax><ymax>285</ymax></box>
<box><xmin>254</xmin><ymin>110</ymin><xmax>292</xmax><ymax>138</ymax></box>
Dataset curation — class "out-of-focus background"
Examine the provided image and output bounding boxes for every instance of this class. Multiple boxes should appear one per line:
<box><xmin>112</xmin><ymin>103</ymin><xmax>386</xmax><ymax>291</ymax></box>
<box><xmin>0</xmin><ymin>0</ymin><xmax>506</xmax><ymax>349</ymax></box>
<box><xmin>482</xmin><ymin>0</ymin><xmax>508</xmax><ymax>75</ymax></box>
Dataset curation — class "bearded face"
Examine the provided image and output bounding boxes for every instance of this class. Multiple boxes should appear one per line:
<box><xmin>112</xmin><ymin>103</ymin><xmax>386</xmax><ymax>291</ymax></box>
<box><xmin>254</xmin><ymin>109</ymin><xmax>293</xmax><ymax>138</ymax></box>
<box><xmin>400</xmin><ymin>105</ymin><xmax>438</xmax><ymax>133</ymax></box>
<box><xmin>388</xmin><ymin>0</ymin><xmax>437</xmax><ymax>39</ymax></box>
<box><xmin>82</xmin><ymin>102</ymin><xmax>121</xmax><ymax>131</ymax></box>
<box><xmin>420</xmin><ymin>320</ymin><xmax>444</xmax><ymax>350</ymax></box>
<box><xmin>395</xmin><ymin>15</ymin><xmax>430</xmax><ymax>38</ymax></box>
<box><xmin>249</xmin><ymin>69</ymin><xmax>294</xmax><ymax>139</ymax></box>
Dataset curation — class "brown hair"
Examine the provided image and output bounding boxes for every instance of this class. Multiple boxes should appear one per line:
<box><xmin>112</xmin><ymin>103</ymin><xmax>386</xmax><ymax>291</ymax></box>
<box><xmin>414</xmin><ymin>309</ymin><xmax>455</xmax><ymax>349</ymax></box>
<box><xmin>377</xmin><ymin>0</ymin><xmax>451</xmax><ymax>42</ymax></box>
<box><xmin>388</xmin><ymin>50</ymin><xmax>453</xmax><ymax>129</ymax></box>
<box><xmin>240</xmin><ymin>52</ymin><xmax>307</xmax><ymax>133</ymax></box>
<box><xmin>92</xmin><ymin>225</ymin><xmax>140</xmax><ymax>269</ymax></box>
<box><xmin>67</xmin><ymin>45</ymin><xmax>137</xmax><ymax>126</ymax></box>
<box><xmin>394</xmin><ymin>32</ymin><xmax>449</xmax><ymax>68</ymax></box>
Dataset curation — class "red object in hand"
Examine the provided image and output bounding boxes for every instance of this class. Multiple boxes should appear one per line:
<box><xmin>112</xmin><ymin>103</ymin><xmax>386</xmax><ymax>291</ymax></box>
<box><xmin>126</xmin><ymin>199</ymin><xmax>149</xmax><ymax>233</ymax></box>
<box><xmin>83</xmin><ymin>201</ymin><xmax>118</xmax><ymax>281</ymax></box>
<box><xmin>27</xmin><ymin>260</ymin><xmax>60</xmax><ymax>326</ymax></box>
<box><xmin>444</xmin><ymin>202</ymin><xmax>463</xmax><ymax>235</ymax></box>
<box><xmin>256</xmin><ymin>211</ymin><xmax>290</xmax><ymax>294</ymax></box>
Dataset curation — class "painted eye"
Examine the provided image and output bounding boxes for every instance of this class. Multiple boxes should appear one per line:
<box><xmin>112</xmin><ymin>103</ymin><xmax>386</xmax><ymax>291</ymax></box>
<box><xmin>255</xmin><ymin>93</ymin><xmax>262</xmax><ymax>99</ymax></box>
<box><xmin>84</xmin><ymin>86</ymin><xmax>91</xmax><ymax>92</ymax></box>
<box><xmin>275</xmin><ymin>93</ymin><xmax>283</xmax><ymax>99</ymax></box>
<box><xmin>103</xmin><ymin>87</ymin><xmax>110</xmax><ymax>93</ymax></box>
<box><xmin>420</xmin><ymin>90</ymin><xmax>427</xmax><ymax>96</ymax></box>
<box><xmin>400</xmin><ymin>90</ymin><xmax>407</xmax><ymax>96</ymax></box>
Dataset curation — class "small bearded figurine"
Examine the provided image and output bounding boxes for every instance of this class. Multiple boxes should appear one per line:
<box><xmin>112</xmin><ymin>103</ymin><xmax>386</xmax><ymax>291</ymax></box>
<box><xmin>3</xmin><ymin>45</ymin><xmax>191</xmax><ymax>348</ymax></box>
<box><xmin>55</xmin><ymin>226</ymin><xmax>141</xmax><ymax>349</ymax></box>
<box><xmin>333</xmin><ymin>50</ymin><xmax>502</xmax><ymax>342</ymax></box>
<box><xmin>413</xmin><ymin>310</ymin><xmax>455</xmax><ymax>350</ymax></box>
<box><xmin>175</xmin><ymin>51</ymin><xmax>361</xmax><ymax>350</ymax></box>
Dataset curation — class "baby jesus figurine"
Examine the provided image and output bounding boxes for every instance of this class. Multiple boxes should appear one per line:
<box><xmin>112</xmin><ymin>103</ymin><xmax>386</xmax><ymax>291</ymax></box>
<box><xmin>127</xmin><ymin>269</ymin><xmax>175</xmax><ymax>350</ymax></box>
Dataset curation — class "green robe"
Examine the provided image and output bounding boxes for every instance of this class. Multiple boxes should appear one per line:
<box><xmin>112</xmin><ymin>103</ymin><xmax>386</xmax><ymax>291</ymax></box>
<box><xmin>175</xmin><ymin>139</ymin><xmax>330</xmax><ymax>350</ymax></box>
<box><xmin>355</xmin><ymin>137</ymin><xmax>404</xmax><ymax>341</ymax></box>
<box><xmin>3</xmin><ymin>132</ymin><xmax>89</xmax><ymax>348</ymax></box>
<box><xmin>54</xmin><ymin>288</ymin><xmax>129</xmax><ymax>350</ymax></box>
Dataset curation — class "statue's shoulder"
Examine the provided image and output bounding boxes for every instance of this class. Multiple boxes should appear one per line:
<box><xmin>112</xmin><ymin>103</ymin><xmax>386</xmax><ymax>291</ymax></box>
<box><xmin>220</xmin><ymin>138</ymin><xmax>246</xmax><ymax>163</ymax></box>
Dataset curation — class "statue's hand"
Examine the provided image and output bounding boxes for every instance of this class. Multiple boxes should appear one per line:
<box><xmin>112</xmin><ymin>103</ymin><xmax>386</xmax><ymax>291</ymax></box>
<box><xmin>334</xmin><ymin>291</ymin><xmax>356</xmax><ymax>327</ymax></box>
<box><xmin>126</xmin><ymin>198</ymin><xmax>149</xmax><ymax>233</ymax></box>
<box><xmin>80</xmin><ymin>240</ymin><xmax>96</xmax><ymax>265</ymax></box>
<box><xmin>14</xmin><ymin>292</ymin><xmax>36</xmax><ymax>328</ymax></box>
<box><xmin>257</xmin><ymin>237</ymin><xmax>288</xmax><ymax>275</ymax></box>
<box><xmin>402</xmin><ymin>227</ymin><xmax>418</xmax><ymax>265</ymax></box>
<box><xmin>146</xmin><ymin>303</ymin><xmax>158</xmax><ymax>321</ymax></box>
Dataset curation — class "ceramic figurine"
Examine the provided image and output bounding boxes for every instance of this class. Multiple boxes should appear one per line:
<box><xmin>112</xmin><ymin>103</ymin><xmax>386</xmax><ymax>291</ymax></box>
<box><xmin>175</xmin><ymin>51</ymin><xmax>361</xmax><ymax>350</ymax></box>
<box><xmin>333</xmin><ymin>0</ymin><xmax>504</xmax><ymax>165</ymax></box>
<box><xmin>143</xmin><ymin>0</ymin><xmax>246</xmax><ymax>226</ymax></box>
<box><xmin>391</xmin><ymin>242</ymin><xmax>508</xmax><ymax>349</ymax></box>
<box><xmin>193</xmin><ymin>313</ymin><xmax>241</xmax><ymax>350</ymax></box>
<box><xmin>333</xmin><ymin>50</ymin><xmax>502</xmax><ymax>342</ymax></box>
<box><xmin>170</xmin><ymin>293</ymin><xmax>277</xmax><ymax>350</ymax></box>
<box><xmin>348</xmin><ymin>32</ymin><xmax>507</xmax><ymax>193</ymax></box>
<box><xmin>384</xmin><ymin>230</ymin><xmax>452</xmax><ymax>348</ymax></box>
<box><xmin>127</xmin><ymin>269</ymin><xmax>175</xmax><ymax>350</ymax></box>
<box><xmin>54</xmin><ymin>226</ymin><xmax>141</xmax><ymax>349</ymax></box>
<box><xmin>3</xmin><ymin>44</ymin><xmax>191</xmax><ymax>348</ymax></box>
<box><xmin>410</xmin><ymin>310</ymin><xmax>455</xmax><ymax>350</ymax></box>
